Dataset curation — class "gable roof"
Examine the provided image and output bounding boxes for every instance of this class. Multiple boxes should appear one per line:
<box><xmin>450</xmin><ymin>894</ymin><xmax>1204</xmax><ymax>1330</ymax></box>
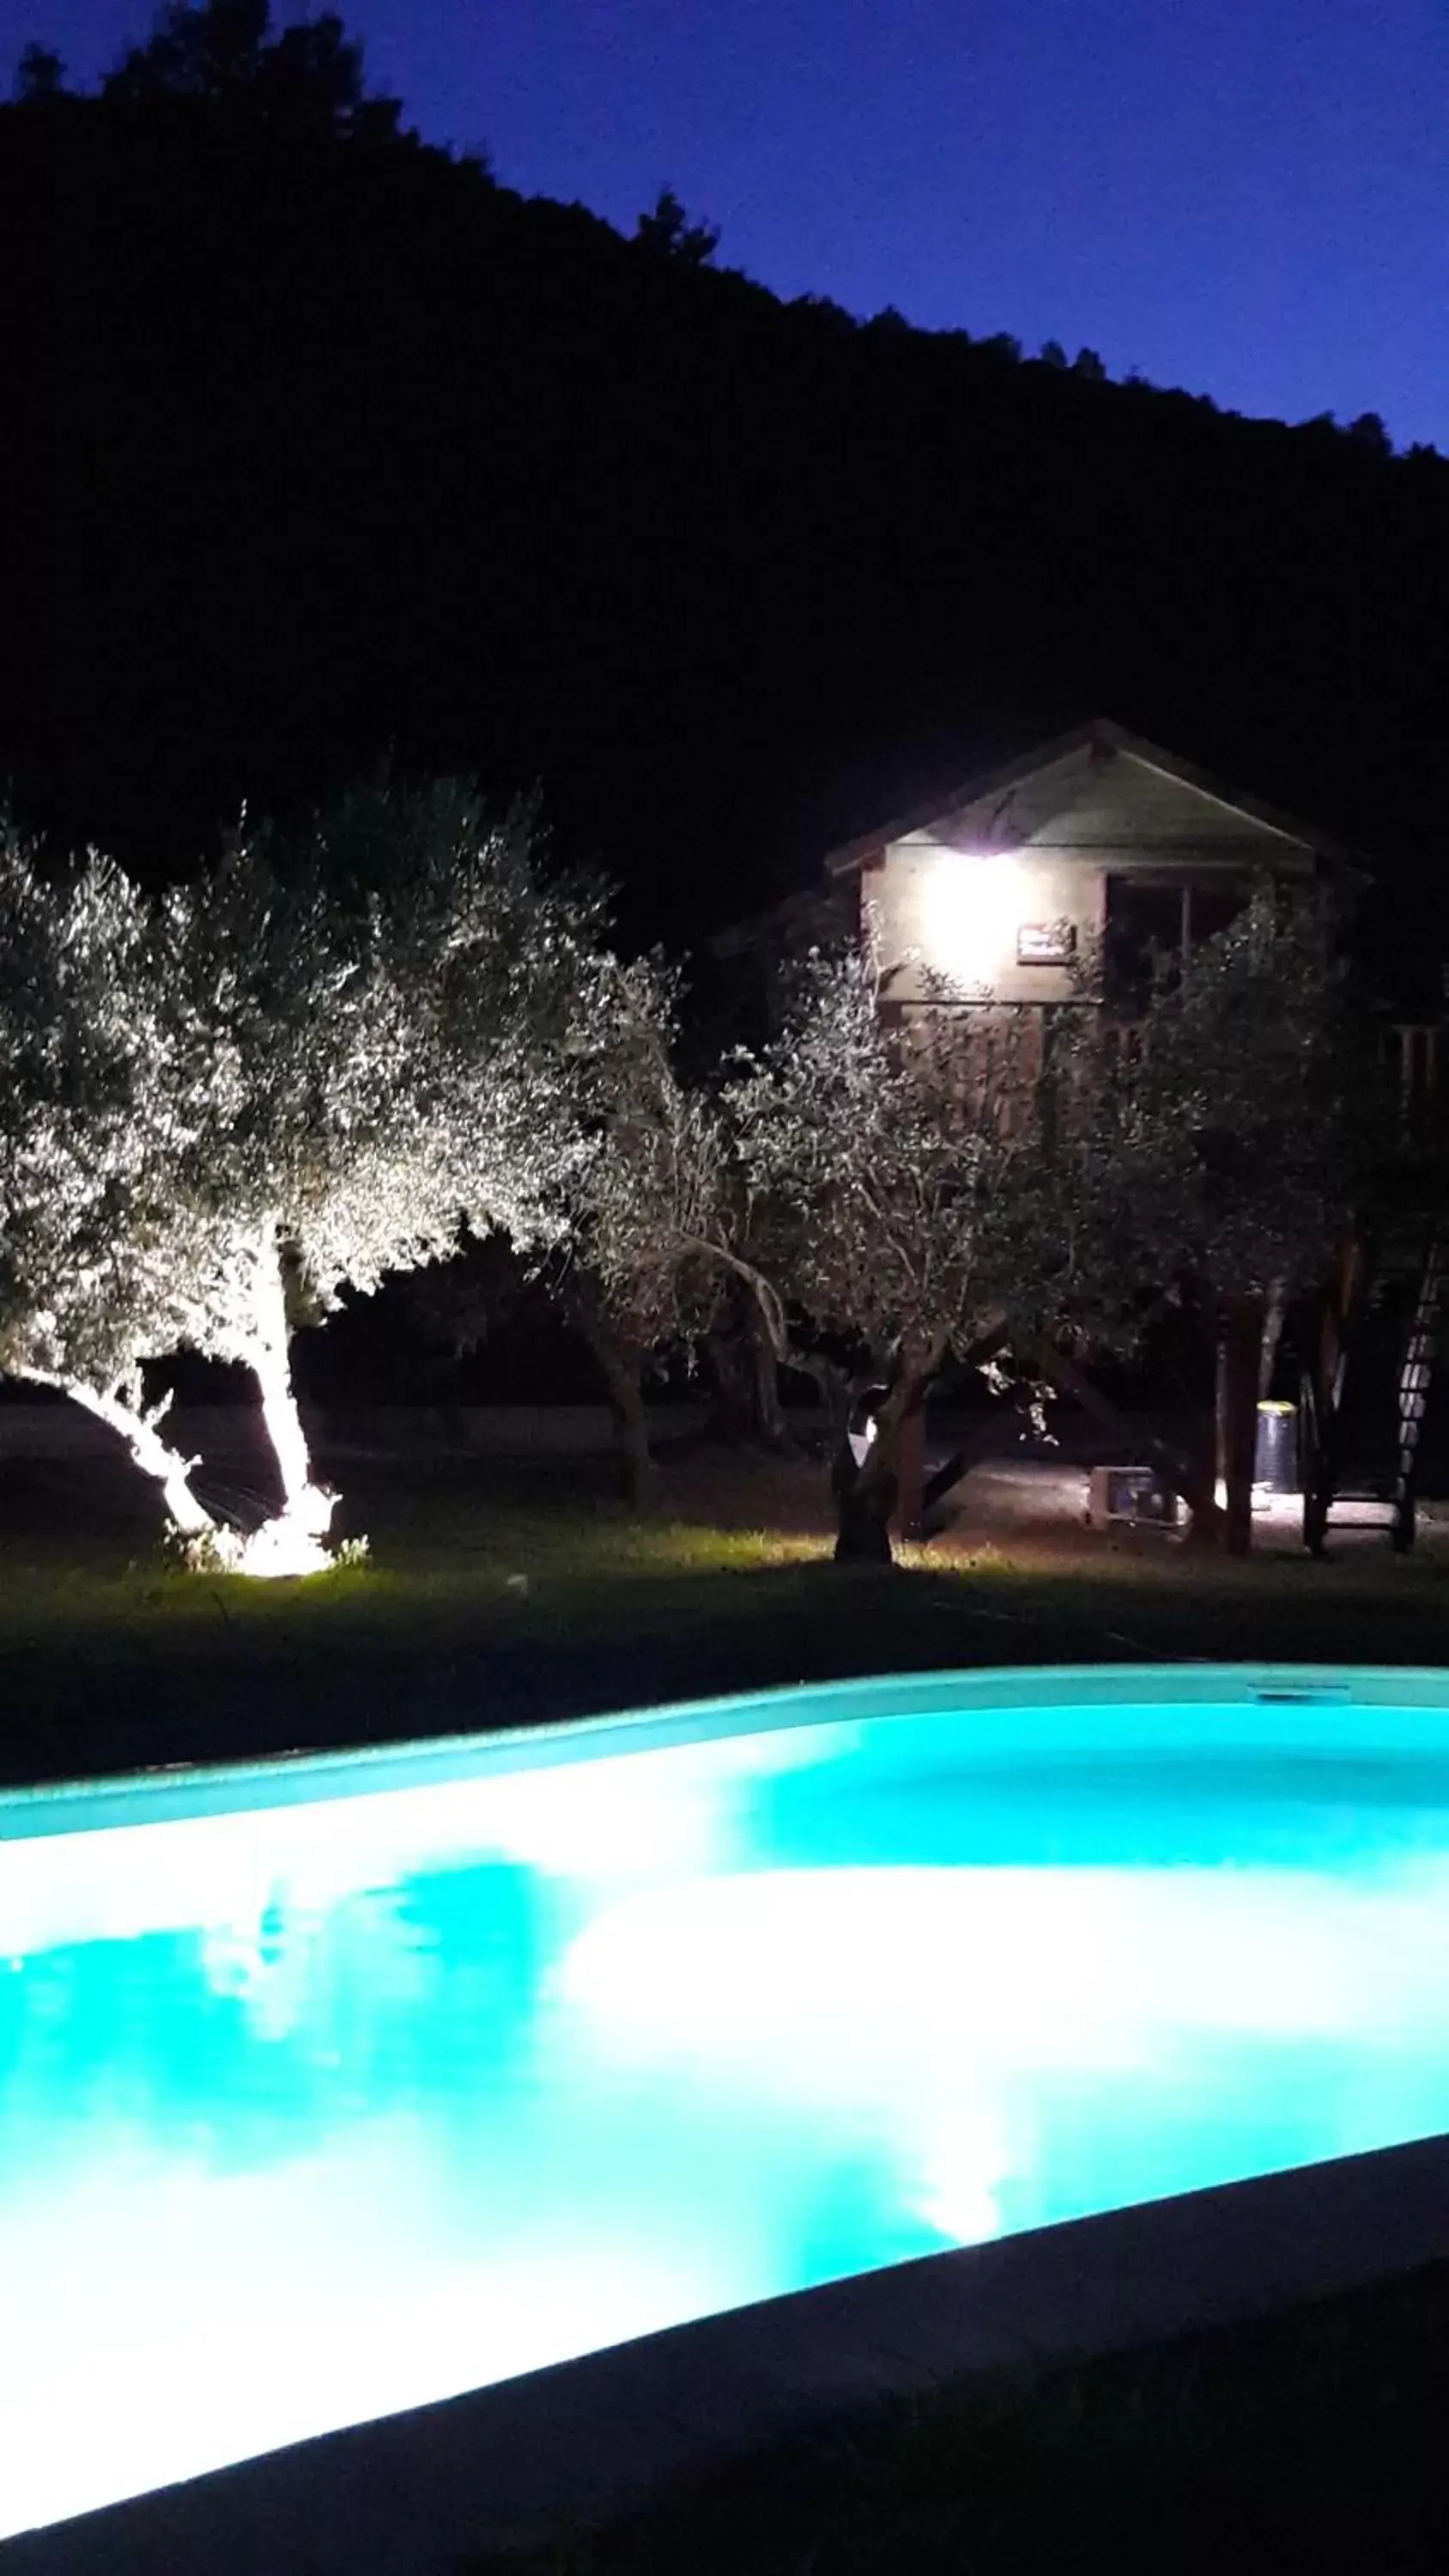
<box><xmin>823</xmin><ymin>717</ymin><xmax>1364</xmax><ymax>878</ymax></box>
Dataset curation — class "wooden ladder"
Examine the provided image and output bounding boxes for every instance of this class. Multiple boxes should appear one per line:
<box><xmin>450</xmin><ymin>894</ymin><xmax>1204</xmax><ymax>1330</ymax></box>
<box><xmin>1391</xmin><ymin>1229</ymin><xmax>1446</xmax><ymax>1552</ymax></box>
<box><xmin>1303</xmin><ymin>1222</ymin><xmax>1446</xmax><ymax>1555</ymax></box>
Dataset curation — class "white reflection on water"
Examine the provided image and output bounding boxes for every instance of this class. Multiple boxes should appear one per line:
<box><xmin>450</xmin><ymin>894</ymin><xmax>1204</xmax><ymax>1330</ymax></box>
<box><xmin>6</xmin><ymin>1710</ymin><xmax>1449</xmax><ymax>2538</ymax></box>
<box><xmin>1</xmin><ymin>2133</ymin><xmax>743</xmax><ymax>2537</ymax></box>
<box><xmin>559</xmin><ymin>1856</ymin><xmax>1449</xmax><ymax>2240</ymax></box>
<box><xmin>0</xmin><ymin>1719</ymin><xmax>858</xmax><ymax>1960</ymax></box>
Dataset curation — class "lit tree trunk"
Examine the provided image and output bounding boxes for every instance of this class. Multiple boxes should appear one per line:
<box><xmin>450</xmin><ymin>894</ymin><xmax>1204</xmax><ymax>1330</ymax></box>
<box><xmin>603</xmin><ymin>1350</ymin><xmax>658</xmax><ymax>1510</ymax></box>
<box><xmin>1181</xmin><ymin>1406</ymin><xmax>1222</xmax><ymax>1547</ymax></box>
<box><xmin>1221</xmin><ymin>1291</ymin><xmax>1264</xmax><ymax>1558</ymax></box>
<box><xmin>251</xmin><ymin>1230</ymin><xmax>317</xmax><ymax>1514</ymax></box>
<box><xmin>571</xmin><ymin>1285</ymin><xmax>658</xmax><ymax>1510</ymax></box>
<box><xmin>1178</xmin><ymin>1288</ymin><xmax>1223</xmax><ymax>1550</ymax></box>
<box><xmin>239</xmin><ymin>1224</ymin><xmax>336</xmax><ymax>1569</ymax></box>
<box><xmin>831</xmin><ymin>1440</ymin><xmax>897</xmax><ymax>1563</ymax></box>
<box><xmin>704</xmin><ymin>1286</ymin><xmax>789</xmax><ymax>1449</ymax></box>
<box><xmin>831</xmin><ymin>1340</ymin><xmax>942</xmax><ymax>1565</ymax></box>
<box><xmin>745</xmin><ymin>1292</ymin><xmax>788</xmax><ymax>1448</ymax></box>
<box><xmin>703</xmin><ymin>1321</ymin><xmax>754</xmax><ymax>1442</ymax></box>
<box><xmin>62</xmin><ymin>1382</ymin><xmax>215</xmax><ymax>1535</ymax></box>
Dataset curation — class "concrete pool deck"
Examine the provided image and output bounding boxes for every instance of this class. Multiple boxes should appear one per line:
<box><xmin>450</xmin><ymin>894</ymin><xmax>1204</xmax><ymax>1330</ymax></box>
<box><xmin>10</xmin><ymin>2126</ymin><xmax>1449</xmax><ymax>2576</ymax></box>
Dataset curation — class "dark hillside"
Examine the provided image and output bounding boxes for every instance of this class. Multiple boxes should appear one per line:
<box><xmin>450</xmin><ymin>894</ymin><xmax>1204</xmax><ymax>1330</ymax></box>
<box><xmin>2</xmin><ymin>87</ymin><xmax>1445</xmax><ymax>968</ymax></box>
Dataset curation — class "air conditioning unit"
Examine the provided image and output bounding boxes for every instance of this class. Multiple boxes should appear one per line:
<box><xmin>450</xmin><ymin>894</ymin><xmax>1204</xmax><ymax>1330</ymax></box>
<box><xmin>1088</xmin><ymin>1465</ymin><xmax>1181</xmax><ymax>1530</ymax></box>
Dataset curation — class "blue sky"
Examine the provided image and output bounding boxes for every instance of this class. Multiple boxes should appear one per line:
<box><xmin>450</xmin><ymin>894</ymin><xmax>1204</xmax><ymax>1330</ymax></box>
<box><xmin>12</xmin><ymin>0</ymin><xmax>1449</xmax><ymax>447</ymax></box>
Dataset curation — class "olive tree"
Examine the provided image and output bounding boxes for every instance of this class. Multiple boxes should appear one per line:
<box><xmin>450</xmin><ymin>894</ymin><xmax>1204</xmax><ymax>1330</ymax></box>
<box><xmin>567</xmin><ymin>895</ymin><xmax>1367</xmax><ymax>1562</ymax></box>
<box><xmin>162</xmin><ymin>780</ymin><xmax>609</xmax><ymax>1563</ymax></box>
<box><xmin>1089</xmin><ymin>888</ymin><xmax>1373</xmax><ymax>1552</ymax></box>
<box><xmin>724</xmin><ymin>950</ymin><xmax>1066</xmax><ymax>1561</ymax></box>
<box><xmin>0</xmin><ymin>784</ymin><xmax>617</xmax><ymax>1568</ymax></box>
<box><xmin>543</xmin><ymin>953</ymin><xmax>735</xmax><ymax>1503</ymax></box>
<box><xmin>0</xmin><ymin>823</ymin><xmax>230</xmax><ymax>1533</ymax></box>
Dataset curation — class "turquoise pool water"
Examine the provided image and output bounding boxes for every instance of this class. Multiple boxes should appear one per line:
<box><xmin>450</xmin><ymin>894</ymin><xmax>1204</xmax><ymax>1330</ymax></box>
<box><xmin>8</xmin><ymin>1664</ymin><xmax>1449</xmax><ymax>2537</ymax></box>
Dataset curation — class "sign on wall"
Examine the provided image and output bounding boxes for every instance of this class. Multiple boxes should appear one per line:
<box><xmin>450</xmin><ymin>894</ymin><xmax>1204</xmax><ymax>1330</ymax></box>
<box><xmin>1016</xmin><ymin>920</ymin><xmax>1076</xmax><ymax>966</ymax></box>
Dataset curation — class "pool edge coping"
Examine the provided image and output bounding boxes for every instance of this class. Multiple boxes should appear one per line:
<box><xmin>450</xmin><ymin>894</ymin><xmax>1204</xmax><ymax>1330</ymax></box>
<box><xmin>9</xmin><ymin>2126</ymin><xmax>1449</xmax><ymax>2573</ymax></box>
<box><xmin>8</xmin><ymin>1658</ymin><xmax>1449</xmax><ymax>1838</ymax></box>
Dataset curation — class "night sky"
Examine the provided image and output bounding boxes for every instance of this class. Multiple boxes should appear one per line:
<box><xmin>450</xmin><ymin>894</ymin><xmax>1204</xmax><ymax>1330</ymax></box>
<box><xmin>12</xmin><ymin>0</ymin><xmax>1448</xmax><ymax>447</ymax></box>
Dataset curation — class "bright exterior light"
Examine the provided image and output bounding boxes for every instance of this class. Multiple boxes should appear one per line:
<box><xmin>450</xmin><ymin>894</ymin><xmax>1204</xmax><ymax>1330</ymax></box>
<box><xmin>230</xmin><ymin>1493</ymin><xmax>337</xmax><ymax>1579</ymax></box>
<box><xmin>9</xmin><ymin>1673</ymin><xmax>1449</xmax><ymax>2542</ymax></box>
<box><xmin>919</xmin><ymin>851</ymin><xmax>1028</xmax><ymax>985</ymax></box>
<box><xmin>171</xmin><ymin>1484</ymin><xmax>343</xmax><ymax>1579</ymax></box>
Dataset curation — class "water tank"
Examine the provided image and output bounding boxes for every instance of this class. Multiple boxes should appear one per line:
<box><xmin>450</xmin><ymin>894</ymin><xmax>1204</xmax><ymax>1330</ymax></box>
<box><xmin>1253</xmin><ymin>1400</ymin><xmax>1299</xmax><ymax>1493</ymax></box>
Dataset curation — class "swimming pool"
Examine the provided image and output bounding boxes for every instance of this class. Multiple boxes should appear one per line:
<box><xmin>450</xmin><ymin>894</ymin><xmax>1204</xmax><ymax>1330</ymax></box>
<box><xmin>8</xmin><ymin>1662</ymin><xmax>1449</xmax><ymax>2542</ymax></box>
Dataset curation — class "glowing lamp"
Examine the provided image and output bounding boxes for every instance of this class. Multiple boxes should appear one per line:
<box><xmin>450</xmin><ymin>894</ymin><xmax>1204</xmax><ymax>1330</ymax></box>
<box><xmin>920</xmin><ymin>850</ymin><xmax>1026</xmax><ymax>985</ymax></box>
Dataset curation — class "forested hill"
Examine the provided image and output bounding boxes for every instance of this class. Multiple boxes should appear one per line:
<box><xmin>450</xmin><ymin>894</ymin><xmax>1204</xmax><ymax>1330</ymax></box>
<box><xmin>3</xmin><ymin>79</ymin><xmax>1446</xmax><ymax>971</ymax></box>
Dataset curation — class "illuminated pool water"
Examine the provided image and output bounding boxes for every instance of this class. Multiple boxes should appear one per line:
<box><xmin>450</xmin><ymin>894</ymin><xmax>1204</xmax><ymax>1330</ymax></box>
<box><xmin>8</xmin><ymin>1664</ymin><xmax>1449</xmax><ymax>2540</ymax></box>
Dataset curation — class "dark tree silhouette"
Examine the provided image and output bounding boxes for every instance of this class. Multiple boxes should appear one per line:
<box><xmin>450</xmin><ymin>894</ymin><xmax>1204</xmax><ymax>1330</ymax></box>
<box><xmin>1347</xmin><ymin>410</ymin><xmax>1393</xmax><ymax>457</ymax></box>
<box><xmin>12</xmin><ymin>42</ymin><xmax>65</xmax><ymax>100</ymax></box>
<box><xmin>103</xmin><ymin>0</ymin><xmax>268</xmax><ymax>99</ymax></box>
<box><xmin>100</xmin><ymin>0</ymin><xmax>401</xmax><ymax>138</ymax></box>
<box><xmin>634</xmin><ymin>185</ymin><xmax>720</xmax><ymax>265</ymax></box>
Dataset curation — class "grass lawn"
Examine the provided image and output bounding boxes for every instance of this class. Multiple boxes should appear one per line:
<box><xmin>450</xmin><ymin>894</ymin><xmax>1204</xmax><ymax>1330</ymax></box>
<box><xmin>1</xmin><ymin>1438</ymin><xmax>1448</xmax><ymax>1788</ymax></box>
